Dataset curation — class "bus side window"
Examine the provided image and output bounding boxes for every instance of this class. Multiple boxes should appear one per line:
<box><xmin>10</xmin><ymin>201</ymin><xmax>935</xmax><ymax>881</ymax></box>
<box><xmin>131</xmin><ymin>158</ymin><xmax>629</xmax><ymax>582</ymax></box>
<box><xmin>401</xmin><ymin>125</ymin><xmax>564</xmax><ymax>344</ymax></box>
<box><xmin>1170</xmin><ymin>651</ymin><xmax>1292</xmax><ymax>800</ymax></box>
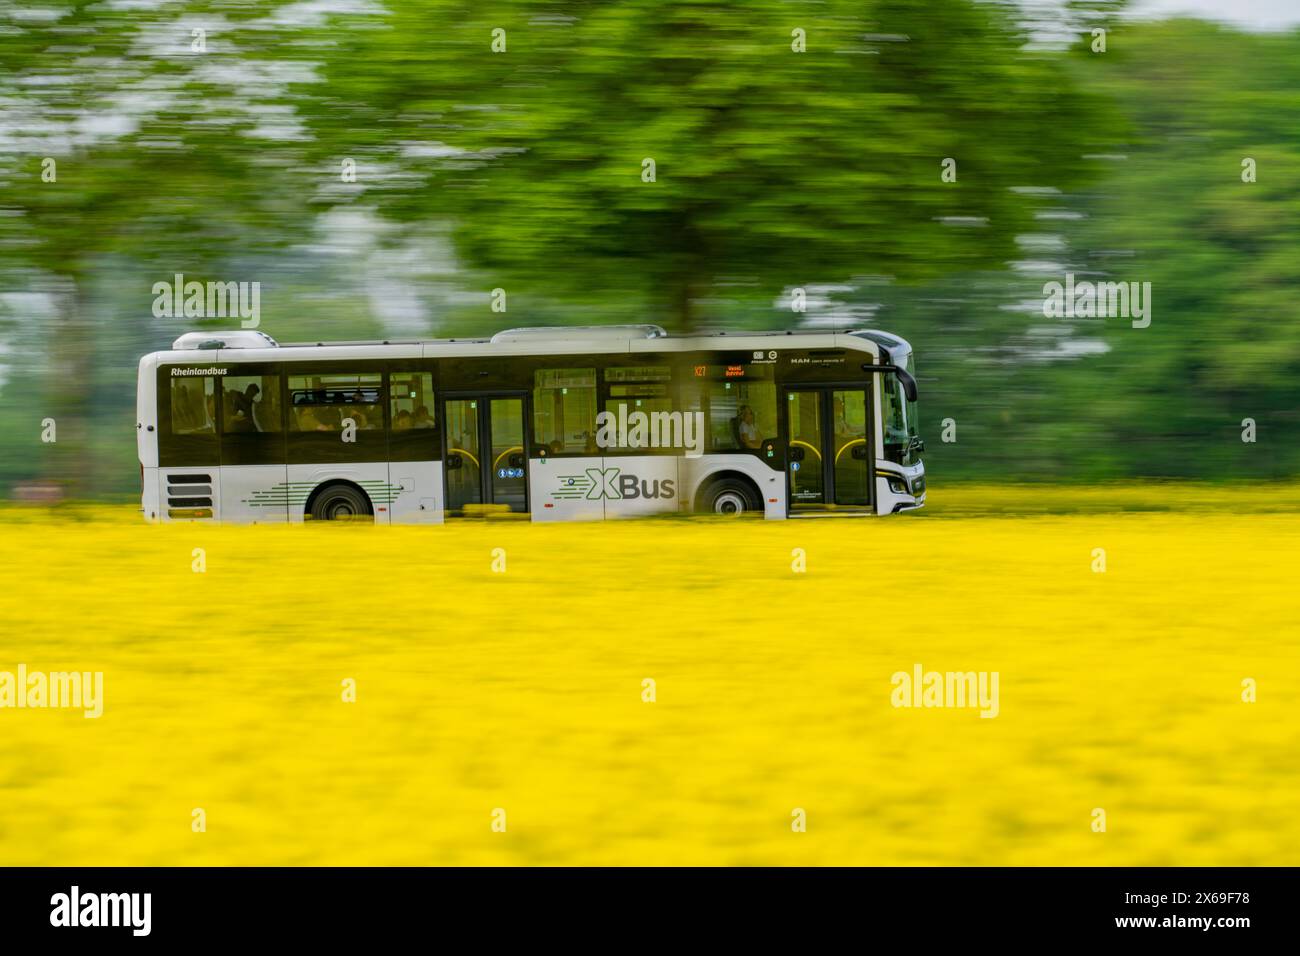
<box><xmin>389</xmin><ymin>371</ymin><xmax>437</xmax><ymax>462</ymax></box>
<box><xmin>707</xmin><ymin>379</ymin><xmax>775</xmax><ymax>453</ymax></box>
<box><xmin>534</xmin><ymin>368</ymin><xmax>596</xmax><ymax>455</ymax></box>
<box><xmin>221</xmin><ymin>375</ymin><xmax>281</xmax><ymax>434</ymax></box>
<box><xmin>602</xmin><ymin>365</ymin><xmax>674</xmax><ymax>455</ymax></box>
<box><xmin>389</xmin><ymin>372</ymin><xmax>435</xmax><ymax>430</ymax></box>
<box><xmin>288</xmin><ymin>374</ymin><xmax>383</xmax><ymax>429</ymax></box>
<box><xmin>171</xmin><ymin>377</ymin><xmax>215</xmax><ymax>435</ymax></box>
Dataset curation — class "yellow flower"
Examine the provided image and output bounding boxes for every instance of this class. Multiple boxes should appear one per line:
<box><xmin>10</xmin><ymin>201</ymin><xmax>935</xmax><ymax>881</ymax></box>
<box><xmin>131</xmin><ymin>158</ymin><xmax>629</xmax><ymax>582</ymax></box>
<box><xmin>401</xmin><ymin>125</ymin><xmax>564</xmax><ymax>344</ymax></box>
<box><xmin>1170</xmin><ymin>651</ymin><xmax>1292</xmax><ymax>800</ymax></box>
<box><xmin>0</xmin><ymin>487</ymin><xmax>1295</xmax><ymax>865</ymax></box>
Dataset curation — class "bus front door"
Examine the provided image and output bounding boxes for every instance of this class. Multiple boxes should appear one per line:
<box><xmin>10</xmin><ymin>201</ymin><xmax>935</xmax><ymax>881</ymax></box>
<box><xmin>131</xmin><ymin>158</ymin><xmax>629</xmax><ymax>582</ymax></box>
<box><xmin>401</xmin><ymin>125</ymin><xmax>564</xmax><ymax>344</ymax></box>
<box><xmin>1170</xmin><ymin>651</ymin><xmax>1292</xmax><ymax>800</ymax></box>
<box><xmin>442</xmin><ymin>395</ymin><xmax>529</xmax><ymax>518</ymax></box>
<box><xmin>783</xmin><ymin>387</ymin><xmax>872</xmax><ymax>514</ymax></box>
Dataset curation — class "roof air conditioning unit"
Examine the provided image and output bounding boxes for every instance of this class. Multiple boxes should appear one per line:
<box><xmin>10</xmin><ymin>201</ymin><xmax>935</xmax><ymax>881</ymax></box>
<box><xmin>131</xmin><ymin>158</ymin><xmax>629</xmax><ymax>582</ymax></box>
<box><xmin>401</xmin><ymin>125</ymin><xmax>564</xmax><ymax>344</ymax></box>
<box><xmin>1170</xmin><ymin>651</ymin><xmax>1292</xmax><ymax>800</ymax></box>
<box><xmin>172</xmin><ymin>331</ymin><xmax>279</xmax><ymax>350</ymax></box>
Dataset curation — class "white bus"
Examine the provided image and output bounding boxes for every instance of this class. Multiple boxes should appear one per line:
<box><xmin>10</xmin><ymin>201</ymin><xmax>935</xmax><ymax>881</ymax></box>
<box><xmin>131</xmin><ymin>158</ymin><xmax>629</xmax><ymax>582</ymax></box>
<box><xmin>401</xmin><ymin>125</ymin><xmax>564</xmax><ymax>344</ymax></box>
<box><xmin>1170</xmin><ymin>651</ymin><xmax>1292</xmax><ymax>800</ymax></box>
<box><xmin>136</xmin><ymin>325</ymin><xmax>925</xmax><ymax>523</ymax></box>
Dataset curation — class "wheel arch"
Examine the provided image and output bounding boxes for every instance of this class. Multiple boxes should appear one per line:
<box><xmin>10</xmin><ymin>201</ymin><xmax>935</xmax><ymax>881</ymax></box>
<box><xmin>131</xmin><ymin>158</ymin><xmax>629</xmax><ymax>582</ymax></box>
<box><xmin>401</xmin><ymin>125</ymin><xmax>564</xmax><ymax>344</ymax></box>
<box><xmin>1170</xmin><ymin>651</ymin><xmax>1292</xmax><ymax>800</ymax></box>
<box><xmin>303</xmin><ymin>478</ymin><xmax>375</xmax><ymax>519</ymax></box>
<box><xmin>693</xmin><ymin>469</ymin><xmax>763</xmax><ymax>512</ymax></box>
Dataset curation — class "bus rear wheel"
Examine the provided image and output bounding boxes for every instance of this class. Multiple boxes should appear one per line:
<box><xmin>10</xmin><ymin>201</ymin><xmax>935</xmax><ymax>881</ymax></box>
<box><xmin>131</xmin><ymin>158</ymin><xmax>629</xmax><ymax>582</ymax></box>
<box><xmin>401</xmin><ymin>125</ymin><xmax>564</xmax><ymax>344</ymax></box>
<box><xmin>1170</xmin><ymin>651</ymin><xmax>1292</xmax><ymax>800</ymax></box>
<box><xmin>309</xmin><ymin>483</ymin><xmax>373</xmax><ymax>522</ymax></box>
<box><xmin>698</xmin><ymin>477</ymin><xmax>762</xmax><ymax>516</ymax></box>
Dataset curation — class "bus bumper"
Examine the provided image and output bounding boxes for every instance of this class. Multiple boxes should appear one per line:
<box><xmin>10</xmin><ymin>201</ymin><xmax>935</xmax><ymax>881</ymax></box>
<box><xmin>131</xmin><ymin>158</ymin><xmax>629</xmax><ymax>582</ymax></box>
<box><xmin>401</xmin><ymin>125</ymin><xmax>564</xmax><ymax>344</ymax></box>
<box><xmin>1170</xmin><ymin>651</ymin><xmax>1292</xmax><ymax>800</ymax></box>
<box><xmin>877</xmin><ymin>463</ymin><xmax>926</xmax><ymax>515</ymax></box>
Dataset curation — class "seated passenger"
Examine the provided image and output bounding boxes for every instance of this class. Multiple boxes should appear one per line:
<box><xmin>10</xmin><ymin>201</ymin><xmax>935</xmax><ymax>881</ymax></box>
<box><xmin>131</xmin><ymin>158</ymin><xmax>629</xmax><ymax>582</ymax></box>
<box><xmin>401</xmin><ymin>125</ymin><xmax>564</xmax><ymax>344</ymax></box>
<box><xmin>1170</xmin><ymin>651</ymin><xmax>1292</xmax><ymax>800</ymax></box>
<box><xmin>412</xmin><ymin>405</ymin><xmax>434</xmax><ymax>429</ymax></box>
<box><xmin>298</xmin><ymin>407</ymin><xmax>329</xmax><ymax>431</ymax></box>
<box><xmin>319</xmin><ymin>407</ymin><xmax>343</xmax><ymax>430</ymax></box>
<box><xmin>226</xmin><ymin>384</ymin><xmax>260</xmax><ymax>433</ymax></box>
<box><xmin>393</xmin><ymin>410</ymin><xmax>413</xmax><ymax>431</ymax></box>
<box><xmin>737</xmin><ymin>404</ymin><xmax>761</xmax><ymax>449</ymax></box>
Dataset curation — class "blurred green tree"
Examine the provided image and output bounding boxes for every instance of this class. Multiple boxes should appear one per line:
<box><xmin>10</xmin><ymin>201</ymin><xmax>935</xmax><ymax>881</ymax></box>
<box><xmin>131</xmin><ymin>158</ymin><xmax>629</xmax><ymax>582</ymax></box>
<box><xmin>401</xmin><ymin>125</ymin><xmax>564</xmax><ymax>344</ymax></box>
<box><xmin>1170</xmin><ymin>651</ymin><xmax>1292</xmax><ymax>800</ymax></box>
<box><xmin>304</xmin><ymin>0</ymin><xmax>1115</xmax><ymax>329</ymax></box>
<box><xmin>0</xmin><ymin>3</ymin><xmax>314</xmax><ymax>492</ymax></box>
<box><xmin>1067</xmin><ymin>19</ymin><xmax>1300</xmax><ymax>477</ymax></box>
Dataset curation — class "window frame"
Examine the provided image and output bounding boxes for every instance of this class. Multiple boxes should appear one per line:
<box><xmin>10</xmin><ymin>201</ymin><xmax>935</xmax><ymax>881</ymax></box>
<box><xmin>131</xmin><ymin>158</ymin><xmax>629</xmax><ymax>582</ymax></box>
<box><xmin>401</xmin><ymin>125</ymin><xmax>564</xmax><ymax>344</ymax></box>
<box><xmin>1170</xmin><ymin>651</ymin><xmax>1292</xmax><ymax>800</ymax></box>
<box><xmin>158</xmin><ymin>366</ymin><xmax>221</xmax><ymax>467</ymax></box>
<box><xmin>284</xmin><ymin>362</ymin><xmax>391</xmax><ymax>465</ymax></box>
<box><xmin>531</xmin><ymin>363</ymin><xmax>600</xmax><ymax>458</ymax></box>
<box><xmin>597</xmin><ymin>357</ymin><xmax>681</xmax><ymax>457</ymax></box>
<box><xmin>690</xmin><ymin>357</ymin><xmax>779</xmax><ymax>459</ymax></box>
<box><xmin>387</xmin><ymin>365</ymin><xmax>441</xmax><ymax>462</ymax></box>
<box><xmin>218</xmin><ymin>364</ymin><xmax>286</xmax><ymax>466</ymax></box>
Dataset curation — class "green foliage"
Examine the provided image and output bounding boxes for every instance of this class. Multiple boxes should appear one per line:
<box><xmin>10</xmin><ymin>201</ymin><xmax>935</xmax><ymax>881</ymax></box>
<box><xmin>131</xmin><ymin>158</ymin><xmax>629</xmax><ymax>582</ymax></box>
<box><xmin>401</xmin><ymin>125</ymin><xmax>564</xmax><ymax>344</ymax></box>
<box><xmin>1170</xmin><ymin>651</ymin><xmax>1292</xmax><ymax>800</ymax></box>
<box><xmin>837</xmin><ymin>18</ymin><xmax>1300</xmax><ymax>481</ymax></box>
<box><xmin>0</xmin><ymin>3</ymin><xmax>308</xmax><ymax>282</ymax></box>
<box><xmin>1</xmin><ymin>5</ymin><xmax>1297</xmax><ymax>495</ymax></box>
<box><xmin>304</xmin><ymin>0</ymin><xmax>1113</xmax><ymax>328</ymax></box>
<box><xmin>0</xmin><ymin>2</ymin><xmax>324</xmax><ymax>492</ymax></box>
<box><xmin>1062</xmin><ymin>19</ymin><xmax>1300</xmax><ymax>477</ymax></box>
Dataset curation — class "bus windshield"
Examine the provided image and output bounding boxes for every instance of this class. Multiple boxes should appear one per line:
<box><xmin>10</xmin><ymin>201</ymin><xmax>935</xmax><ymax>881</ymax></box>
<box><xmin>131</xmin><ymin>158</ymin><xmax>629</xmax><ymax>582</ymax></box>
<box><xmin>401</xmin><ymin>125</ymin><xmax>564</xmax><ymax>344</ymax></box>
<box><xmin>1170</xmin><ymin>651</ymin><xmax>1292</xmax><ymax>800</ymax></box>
<box><xmin>882</xmin><ymin>358</ymin><xmax>920</xmax><ymax>466</ymax></box>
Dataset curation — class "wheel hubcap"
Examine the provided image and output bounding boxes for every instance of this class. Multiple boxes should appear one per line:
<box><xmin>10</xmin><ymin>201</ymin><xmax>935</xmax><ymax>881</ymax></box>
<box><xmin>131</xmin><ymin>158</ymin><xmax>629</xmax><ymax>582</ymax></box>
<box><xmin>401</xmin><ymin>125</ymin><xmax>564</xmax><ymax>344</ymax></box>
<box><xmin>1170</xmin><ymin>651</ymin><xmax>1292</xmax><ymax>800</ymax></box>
<box><xmin>715</xmin><ymin>492</ymin><xmax>744</xmax><ymax>514</ymax></box>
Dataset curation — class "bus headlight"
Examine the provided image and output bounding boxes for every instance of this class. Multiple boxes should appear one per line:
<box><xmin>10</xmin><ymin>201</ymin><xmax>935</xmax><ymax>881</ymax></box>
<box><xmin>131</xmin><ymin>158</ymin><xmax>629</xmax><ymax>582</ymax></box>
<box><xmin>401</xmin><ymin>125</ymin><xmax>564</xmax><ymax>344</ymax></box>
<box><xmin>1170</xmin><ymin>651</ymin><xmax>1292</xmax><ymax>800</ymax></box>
<box><xmin>887</xmin><ymin>477</ymin><xmax>908</xmax><ymax>495</ymax></box>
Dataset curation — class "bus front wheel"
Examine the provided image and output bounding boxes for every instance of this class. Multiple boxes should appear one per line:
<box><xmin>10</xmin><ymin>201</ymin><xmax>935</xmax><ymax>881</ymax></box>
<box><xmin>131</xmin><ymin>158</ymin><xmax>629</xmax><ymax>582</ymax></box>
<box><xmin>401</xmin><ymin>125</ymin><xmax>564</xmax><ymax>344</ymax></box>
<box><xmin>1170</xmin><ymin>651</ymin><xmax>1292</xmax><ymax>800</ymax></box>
<box><xmin>697</xmin><ymin>477</ymin><xmax>762</xmax><ymax>516</ymax></box>
<box><xmin>309</xmin><ymin>483</ymin><xmax>373</xmax><ymax>522</ymax></box>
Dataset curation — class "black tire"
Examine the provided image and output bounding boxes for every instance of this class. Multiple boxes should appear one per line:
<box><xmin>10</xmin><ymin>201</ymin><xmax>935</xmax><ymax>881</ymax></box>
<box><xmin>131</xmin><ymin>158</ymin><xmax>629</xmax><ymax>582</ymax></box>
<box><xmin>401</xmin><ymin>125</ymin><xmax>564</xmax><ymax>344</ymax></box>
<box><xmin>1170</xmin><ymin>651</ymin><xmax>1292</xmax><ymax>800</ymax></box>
<box><xmin>697</xmin><ymin>477</ymin><xmax>762</xmax><ymax>516</ymax></box>
<box><xmin>310</xmin><ymin>483</ymin><xmax>373</xmax><ymax>521</ymax></box>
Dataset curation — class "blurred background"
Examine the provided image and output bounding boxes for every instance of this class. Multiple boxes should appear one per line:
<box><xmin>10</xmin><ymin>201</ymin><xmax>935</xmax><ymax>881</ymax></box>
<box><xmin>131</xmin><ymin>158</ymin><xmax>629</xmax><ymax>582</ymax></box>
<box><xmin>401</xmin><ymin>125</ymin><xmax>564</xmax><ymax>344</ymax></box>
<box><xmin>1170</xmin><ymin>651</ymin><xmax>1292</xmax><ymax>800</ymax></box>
<box><xmin>2</xmin><ymin>0</ymin><xmax>1297</xmax><ymax>499</ymax></box>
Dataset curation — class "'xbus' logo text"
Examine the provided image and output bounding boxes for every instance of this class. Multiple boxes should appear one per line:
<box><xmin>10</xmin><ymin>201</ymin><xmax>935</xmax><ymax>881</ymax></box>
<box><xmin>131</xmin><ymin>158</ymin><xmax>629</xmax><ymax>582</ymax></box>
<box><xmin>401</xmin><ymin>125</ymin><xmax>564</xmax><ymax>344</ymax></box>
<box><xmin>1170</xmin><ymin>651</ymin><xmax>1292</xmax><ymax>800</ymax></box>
<box><xmin>555</xmin><ymin>468</ymin><xmax>675</xmax><ymax>501</ymax></box>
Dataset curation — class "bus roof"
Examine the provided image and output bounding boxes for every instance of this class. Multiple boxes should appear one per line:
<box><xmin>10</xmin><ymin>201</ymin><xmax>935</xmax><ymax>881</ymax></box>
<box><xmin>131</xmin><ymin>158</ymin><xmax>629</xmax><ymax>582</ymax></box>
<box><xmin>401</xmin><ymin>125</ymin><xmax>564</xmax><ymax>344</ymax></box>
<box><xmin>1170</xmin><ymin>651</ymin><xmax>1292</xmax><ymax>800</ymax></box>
<box><xmin>148</xmin><ymin>325</ymin><xmax>908</xmax><ymax>365</ymax></box>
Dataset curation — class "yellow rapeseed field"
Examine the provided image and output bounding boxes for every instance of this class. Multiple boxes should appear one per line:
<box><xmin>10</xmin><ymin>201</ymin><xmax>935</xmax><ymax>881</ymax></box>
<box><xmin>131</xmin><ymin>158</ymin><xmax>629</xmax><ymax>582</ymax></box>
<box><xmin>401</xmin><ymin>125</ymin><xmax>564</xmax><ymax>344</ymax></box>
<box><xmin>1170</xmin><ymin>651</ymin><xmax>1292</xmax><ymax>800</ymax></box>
<box><xmin>1</xmin><ymin>484</ymin><xmax>1297</xmax><ymax>866</ymax></box>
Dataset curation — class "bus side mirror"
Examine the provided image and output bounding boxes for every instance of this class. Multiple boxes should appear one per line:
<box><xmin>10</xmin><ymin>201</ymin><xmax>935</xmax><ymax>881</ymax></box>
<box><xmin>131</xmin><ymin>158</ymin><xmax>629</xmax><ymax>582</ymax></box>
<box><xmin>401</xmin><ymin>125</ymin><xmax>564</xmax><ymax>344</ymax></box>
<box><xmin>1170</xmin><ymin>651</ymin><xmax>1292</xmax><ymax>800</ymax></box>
<box><xmin>895</xmin><ymin>367</ymin><xmax>918</xmax><ymax>402</ymax></box>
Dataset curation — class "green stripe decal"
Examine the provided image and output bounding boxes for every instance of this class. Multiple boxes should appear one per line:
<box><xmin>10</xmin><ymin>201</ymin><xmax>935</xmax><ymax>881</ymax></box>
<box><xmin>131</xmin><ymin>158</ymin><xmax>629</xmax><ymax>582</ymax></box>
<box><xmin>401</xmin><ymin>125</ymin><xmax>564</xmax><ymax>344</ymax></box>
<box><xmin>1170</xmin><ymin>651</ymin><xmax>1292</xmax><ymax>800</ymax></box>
<box><xmin>242</xmin><ymin>480</ymin><xmax>405</xmax><ymax>507</ymax></box>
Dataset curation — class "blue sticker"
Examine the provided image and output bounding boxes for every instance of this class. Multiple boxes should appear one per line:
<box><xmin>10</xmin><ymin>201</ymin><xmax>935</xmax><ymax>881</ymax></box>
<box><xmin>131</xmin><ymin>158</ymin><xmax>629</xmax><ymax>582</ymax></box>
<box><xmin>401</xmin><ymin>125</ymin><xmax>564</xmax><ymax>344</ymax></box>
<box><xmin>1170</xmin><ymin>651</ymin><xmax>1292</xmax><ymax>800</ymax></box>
<box><xmin>791</xmin><ymin>461</ymin><xmax>801</xmax><ymax>472</ymax></box>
